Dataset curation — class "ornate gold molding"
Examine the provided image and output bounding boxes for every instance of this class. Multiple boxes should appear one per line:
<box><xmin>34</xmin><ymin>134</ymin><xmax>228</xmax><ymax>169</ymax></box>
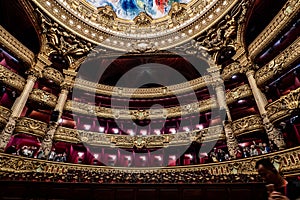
<box><xmin>0</xmin><ymin>106</ymin><xmax>12</xmax><ymax>129</ymax></box>
<box><xmin>56</xmin><ymin>125</ymin><xmax>224</xmax><ymax>147</ymax></box>
<box><xmin>14</xmin><ymin>117</ymin><xmax>48</xmax><ymax>138</ymax></box>
<box><xmin>255</xmin><ymin>37</ymin><xmax>300</xmax><ymax>87</ymax></box>
<box><xmin>74</xmin><ymin>75</ymin><xmax>212</xmax><ymax>98</ymax></box>
<box><xmin>0</xmin><ymin>64</ymin><xmax>26</xmax><ymax>91</ymax></box>
<box><xmin>232</xmin><ymin>115</ymin><xmax>264</xmax><ymax>136</ymax></box>
<box><xmin>248</xmin><ymin>0</ymin><xmax>300</xmax><ymax>60</ymax></box>
<box><xmin>0</xmin><ymin>146</ymin><xmax>299</xmax><ymax>182</ymax></box>
<box><xmin>0</xmin><ymin>25</ymin><xmax>35</xmax><ymax>66</ymax></box>
<box><xmin>29</xmin><ymin>89</ymin><xmax>58</xmax><ymax>108</ymax></box>
<box><xmin>225</xmin><ymin>84</ymin><xmax>252</xmax><ymax>105</ymax></box>
<box><xmin>31</xmin><ymin>0</ymin><xmax>241</xmax><ymax>51</ymax></box>
<box><xmin>42</xmin><ymin>67</ymin><xmax>64</xmax><ymax>85</ymax></box>
<box><xmin>65</xmin><ymin>98</ymin><xmax>217</xmax><ymax>119</ymax></box>
<box><xmin>265</xmin><ymin>87</ymin><xmax>300</xmax><ymax>123</ymax></box>
<box><xmin>54</xmin><ymin>126</ymin><xmax>80</xmax><ymax>143</ymax></box>
<box><xmin>221</xmin><ymin>62</ymin><xmax>248</xmax><ymax>80</ymax></box>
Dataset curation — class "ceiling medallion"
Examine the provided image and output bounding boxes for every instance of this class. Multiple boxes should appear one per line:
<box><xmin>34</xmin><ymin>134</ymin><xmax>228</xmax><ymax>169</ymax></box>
<box><xmin>32</xmin><ymin>0</ymin><xmax>238</xmax><ymax>51</ymax></box>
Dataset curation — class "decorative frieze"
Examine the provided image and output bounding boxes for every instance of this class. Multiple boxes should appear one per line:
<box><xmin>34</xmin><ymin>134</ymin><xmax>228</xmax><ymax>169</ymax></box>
<box><xmin>65</xmin><ymin>98</ymin><xmax>217</xmax><ymax>120</ymax></box>
<box><xmin>225</xmin><ymin>84</ymin><xmax>252</xmax><ymax>105</ymax></box>
<box><xmin>74</xmin><ymin>75</ymin><xmax>212</xmax><ymax>98</ymax></box>
<box><xmin>0</xmin><ymin>146</ymin><xmax>299</xmax><ymax>182</ymax></box>
<box><xmin>221</xmin><ymin>62</ymin><xmax>248</xmax><ymax>80</ymax></box>
<box><xmin>54</xmin><ymin>126</ymin><xmax>80</xmax><ymax>143</ymax></box>
<box><xmin>255</xmin><ymin>37</ymin><xmax>300</xmax><ymax>86</ymax></box>
<box><xmin>266</xmin><ymin>87</ymin><xmax>300</xmax><ymax>123</ymax></box>
<box><xmin>248</xmin><ymin>0</ymin><xmax>300</xmax><ymax>60</ymax></box>
<box><xmin>42</xmin><ymin>67</ymin><xmax>64</xmax><ymax>85</ymax></box>
<box><xmin>0</xmin><ymin>25</ymin><xmax>34</xmax><ymax>65</ymax></box>
<box><xmin>0</xmin><ymin>106</ymin><xmax>12</xmax><ymax>129</ymax></box>
<box><xmin>0</xmin><ymin>64</ymin><xmax>26</xmax><ymax>91</ymax></box>
<box><xmin>29</xmin><ymin>89</ymin><xmax>58</xmax><ymax>108</ymax></box>
<box><xmin>232</xmin><ymin>115</ymin><xmax>264</xmax><ymax>136</ymax></box>
<box><xmin>14</xmin><ymin>117</ymin><xmax>48</xmax><ymax>138</ymax></box>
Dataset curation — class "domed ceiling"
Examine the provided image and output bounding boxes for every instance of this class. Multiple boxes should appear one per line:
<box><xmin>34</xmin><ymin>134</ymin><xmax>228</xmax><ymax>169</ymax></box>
<box><xmin>31</xmin><ymin>0</ymin><xmax>237</xmax><ymax>52</ymax></box>
<box><xmin>86</xmin><ymin>0</ymin><xmax>192</xmax><ymax>20</ymax></box>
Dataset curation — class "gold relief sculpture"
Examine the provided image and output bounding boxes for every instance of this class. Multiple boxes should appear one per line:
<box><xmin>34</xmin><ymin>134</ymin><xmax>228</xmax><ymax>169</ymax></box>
<box><xmin>0</xmin><ymin>65</ymin><xmax>26</xmax><ymax>91</ymax></box>
<box><xmin>225</xmin><ymin>84</ymin><xmax>252</xmax><ymax>105</ymax></box>
<box><xmin>65</xmin><ymin>98</ymin><xmax>216</xmax><ymax>120</ymax></box>
<box><xmin>0</xmin><ymin>25</ymin><xmax>35</xmax><ymax>66</ymax></box>
<box><xmin>231</xmin><ymin>115</ymin><xmax>264</xmax><ymax>136</ymax></box>
<box><xmin>14</xmin><ymin>117</ymin><xmax>48</xmax><ymax>138</ymax></box>
<box><xmin>2</xmin><ymin>147</ymin><xmax>299</xmax><ymax>182</ymax></box>
<box><xmin>29</xmin><ymin>89</ymin><xmax>58</xmax><ymax>108</ymax></box>
<box><xmin>54</xmin><ymin>126</ymin><xmax>80</xmax><ymax>143</ymax></box>
<box><xmin>30</xmin><ymin>0</ymin><xmax>241</xmax><ymax>51</ymax></box>
<box><xmin>255</xmin><ymin>37</ymin><xmax>300</xmax><ymax>86</ymax></box>
<box><xmin>266</xmin><ymin>87</ymin><xmax>300</xmax><ymax>123</ymax></box>
<box><xmin>133</xmin><ymin>12</ymin><xmax>153</xmax><ymax>27</ymax></box>
<box><xmin>169</xmin><ymin>3</ymin><xmax>188</xmax><ymax>26</ymax></box>
<box><xmin>0</xmin><ymin>106</ymin><xmax>12</xmax><ymax>129</ymax></box>
<box><xmin>42</xmin><ymin>67</ymin><xmax>64</xmax><ymax>85</ymax></box>
<box><xmin>249</xmin><ymin>0</ymin><xmax>300</xmax><ymax>60</ymax></box>
<box><xmin>73</xmin><ymin>75</ymin><xmax>211</xmax><ymax>98</ymax></box>
<box><xmin>221</xmin><ymin>62</ymin><xmax>248</xmax><ymax>80</ymax></box>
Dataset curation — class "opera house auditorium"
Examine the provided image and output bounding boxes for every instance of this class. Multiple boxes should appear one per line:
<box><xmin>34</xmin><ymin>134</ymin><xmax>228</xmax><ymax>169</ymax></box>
<box><xmin>0</xmin><ymin>0</ymin><xmax>299</xmax><ymax>199</ymax></box>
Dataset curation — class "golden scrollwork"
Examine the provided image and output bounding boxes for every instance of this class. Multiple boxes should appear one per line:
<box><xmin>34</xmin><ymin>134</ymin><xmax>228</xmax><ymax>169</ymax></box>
<box><xmin>0</xmin><ymin>25</ymin><xmax>35</xmax><ymax>66</ymax></box>
<box><xmin>221</xmin><ymin>62</ymin><xmax>248</xmax><ymax>80</ymax></box>
<box><xmin>0</xmin><ymin>106</ymin><xmax>12</xmax><ymax>129</ymax></box>
<box><xmin>266</xmin><ymin>87</ymin><xmax>300</xmax><ymax>123</ymax></box>
<box><xmin>225</xmin><ymin>84</ymin><xmax>252</xmax><ymax>105</ymax></box>
<box><xmin>42</xmin><ymin>67</ymin><xmax>64</xmax><ymax>85</ymax></box>
<box><xmin>14</xmin><ymin>117</ymin><xmax>48</xmax><ymax>138</ymax></box>
<box><xmin>30</xmin><ymin>0</ymin><xmax>241</xmax><ymax>51</ymax></box>
<box><xmin>255</xmin><ymin>37</ymin><xmax>300</xmax><ymax>86</ymax></box>
<box><xmin>169</xmin><ymin>2</ymin><xmax>188</xmax><ymax>26</ymax></box>
<box><xmin>65</xmin><ymin>98</ymin><xmax>217</xmax><ymax>120</ymax></box>
<box><xmin>74</xmin><ymin>75</ymin><xmax>211</xmax><ymax>98</ymax></box>
<box><xmin>248</xmin><ymin>0</ymin><xmax>300</xmax><ymax>60</ymax></box>
<box><xmin>0</xmin><ymin>64</ymin><xmax>26</xmax><ymax>91</ymax></box>
<box><xmin>29</xmin><ymin>89</ymin><xmax>58</xmax><ymax>108</ymax></box>
<box><xmin>133</xmin><ymin>12</ymin><xmax>153</xmax><ymax>27</ymax></box>
<box><xmin>54</xmin><ymin>126</ymin><xmax>80</xmax><ymax>143</ymax></box>
<box><xmin>231</xmin><ymin>115</ymin><xmax>264</xmax><ymax>136</ymax></box>
<box><xmin>96</xmin><ymin>5</ymin><xmax>116</xmax><ymax>26</ymax></box>
<box><xmin>2</xmin><ymin>147</ymin><xmax>299</xmax><ymax>182</ymax></box>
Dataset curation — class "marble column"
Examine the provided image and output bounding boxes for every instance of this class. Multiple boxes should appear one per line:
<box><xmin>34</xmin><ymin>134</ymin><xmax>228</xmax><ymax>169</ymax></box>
<box><xmin>208</xmin><ymin>66</ymin><xmax>238</xmax><ymax>158</ymax></box>
<box><xmin>246</xmin><ymin>70</ymin><xmax>286</xmax><ymax>149</ymax></box>
<box><xmin>0</xmin><ymin>69</ymin><xmax>41</xmax><ymax>152</ymax></box>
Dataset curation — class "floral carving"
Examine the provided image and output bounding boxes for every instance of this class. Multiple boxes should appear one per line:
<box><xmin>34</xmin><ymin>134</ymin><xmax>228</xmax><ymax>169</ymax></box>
<box><xmin>14</xmin><ymin>117</ymin><xmax>48</xmax><ymax>138</ymax></box>
<box><xmin>232</xmin><ymin>115</ymin><xmax>264</xmax><ymax>136</ymax></box>
<box><xmin>29</xmin><ymin>89</ymin><xmax>57</xmax><ymax>108</ymax></box>
<box><xmin>0</xmin><ymin>64</ymin><xmax>26</xmax><ymax>91</ymax></box>
<box><xmin>225</xmin><ymin>84</ymin><xmax>252</xmax><ymax>105</ymax></box>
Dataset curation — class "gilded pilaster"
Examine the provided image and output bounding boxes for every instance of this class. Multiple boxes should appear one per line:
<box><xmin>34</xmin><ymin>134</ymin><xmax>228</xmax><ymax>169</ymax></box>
<box><xmin>246</xmin><ymin>70</ymin><xmax>286</xmax><ymax>150</ymax></box>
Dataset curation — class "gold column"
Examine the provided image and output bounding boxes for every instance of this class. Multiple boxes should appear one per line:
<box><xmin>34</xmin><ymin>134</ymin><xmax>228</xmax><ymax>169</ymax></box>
<box><xmin>40</xmin><ymin>69</ymin><xmax>77</xmax><ymax>158</ymax></box>
<box><xmin>208</xmin><ymin>66</ymin><xmax>238</xmax><ymax>158</ymax></box>
<box><xmin>246</xmin><ymin>70</ymin><xmax>286</xmax><ymax>149</ymax></box>
<box><xmin>0</xmin><ymin>68</ymin><xmax>42</xmax><ymax>152</ymax></box>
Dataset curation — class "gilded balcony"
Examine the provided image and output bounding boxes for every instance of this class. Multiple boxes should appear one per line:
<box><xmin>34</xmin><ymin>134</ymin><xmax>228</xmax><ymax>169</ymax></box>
<box><xmin>14</xmin><ymin>117</ymin><xmax>48</xmax><ymax>138</ymax></box>
<box><xmin>232</xmin><ymin>115</ymin><xmax>264</xmax><ymax>136</ymax></box>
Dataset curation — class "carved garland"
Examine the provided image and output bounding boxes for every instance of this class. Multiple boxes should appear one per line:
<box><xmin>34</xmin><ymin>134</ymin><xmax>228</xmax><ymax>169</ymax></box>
<box><xmin>29</xmin><ymin>89</ymin><xmax>58</xmax><ymax>108</ymax></box>
<box><xmin>225</xmin><ymin>84</ymin><xmax>252</xmax><ymax>105</ymax></box>
<box><xmin>14</xmin><ymin>117</ymin><xmax>48</xmax><ymax>138</ymax></box>
<box><xmin>42</xmin><ymin>67</ymin><xmax>64</xmax><ymax>85</ymax></box>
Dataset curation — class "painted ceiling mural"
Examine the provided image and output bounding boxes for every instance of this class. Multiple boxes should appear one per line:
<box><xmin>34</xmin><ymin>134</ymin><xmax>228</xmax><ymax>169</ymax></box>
<box><xmin>86</xmin><ymin>0</ymin><xmax>191</xmax><ymax>20</ymax></box>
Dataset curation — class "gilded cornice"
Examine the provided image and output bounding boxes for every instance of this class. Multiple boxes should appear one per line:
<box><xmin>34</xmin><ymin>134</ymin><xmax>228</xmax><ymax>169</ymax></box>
<box><xmin>14</xmin><ymin>117</ymin><xmax>48</xmax><ymax>138</ymax></box>
<box><xmin>231</xmin><ymin>115</ymin><xmax>264</xmax><ymax>136</ymax></box>
<box><xmin>42</xmin><ymin>67</ymin><xmax>64</xmax><ymax>85</ymax></box>
<box><xmin>225</xmin><ymin>84</ymin><xmax>252</xmax><ymax>105</ymax></box>
<box><xmin>0</xmin><ymin>106</ymin><xmax>12</xmax><ymax>128</ymax></box>
<box><xmin>265</xmin><ymin>87</ymin><xmax>300</xmax><ymax>123</ymax></box>
<box><xmin>221</xmin><ymin>61</ymin><xmax>248</xmax><ymax>80</ymax></box>
<box><xmin>55</xmin><ymin>125</ymin><xmax>224</xmax><ymax>147</ymax></box>
<box><xmin>31</xmin><ymin>0</ymin><xmax>240</xmax><ymax>51</ymax></box>
<box><xmin>0</xmin><ymin>25</ymin><xmax>35</xmax><ymax>66</ymax></box>
<box><xmin>248</xmin><ymin>0</ymin><xmax>300</xmax><ymax>60</ymax></box>
<box><xmin>65</xmin><ymin>98</ymin><xmax>217</xmax><ymax>119</ymax></box>
<box><xmin>0</xmin><ymin>147</ymin><xmax>299</xmax><ymax>180</ymax></box>
<box><xmin>255</xmin><ymin>37</ymin><xmax>300</xmax><ymax>87</ymax></box>
<box><xmin>54</xmin><ymin>126</ymin><xmax>81</xmax><ymax>143</ymax></box>
<box><xmin>0</xmin><ymin>65</ymin><xmax>26</xmax><ymax>91</ymax></box>
<box><xmin>29</xmin><ymin>89</ymin><xmax>58</xmax><ymax>108</ymax></box>
<box><xmin>74</xmin><ymin>75</ymin><xmax>212</xmax><ymax>98</ymax></box>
